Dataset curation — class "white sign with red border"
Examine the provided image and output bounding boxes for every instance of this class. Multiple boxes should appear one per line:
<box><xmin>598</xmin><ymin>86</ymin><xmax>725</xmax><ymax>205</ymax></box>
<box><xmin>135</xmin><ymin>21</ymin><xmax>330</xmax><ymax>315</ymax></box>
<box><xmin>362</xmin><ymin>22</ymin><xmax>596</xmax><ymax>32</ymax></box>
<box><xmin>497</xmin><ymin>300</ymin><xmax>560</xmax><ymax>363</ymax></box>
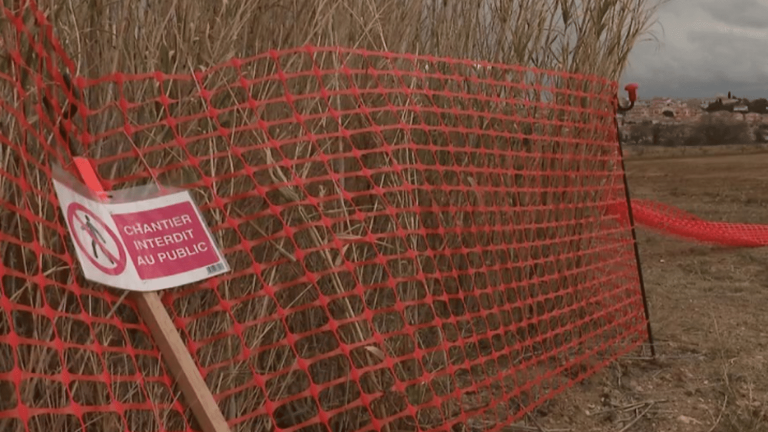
<box><xmin>52</xmin><ymin>166</ymin><xmax>230</xmax><ymax>291</ymax></box>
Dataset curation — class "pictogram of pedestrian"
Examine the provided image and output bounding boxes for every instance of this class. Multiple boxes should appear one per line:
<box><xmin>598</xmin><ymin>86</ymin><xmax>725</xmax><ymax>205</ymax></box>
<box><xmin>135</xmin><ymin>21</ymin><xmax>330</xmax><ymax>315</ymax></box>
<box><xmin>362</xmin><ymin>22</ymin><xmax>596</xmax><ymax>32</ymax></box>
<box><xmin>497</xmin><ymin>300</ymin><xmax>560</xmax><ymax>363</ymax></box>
<box><xmin>66</xmin><ymin>203</ymin><xmax>127</xmax><ymax>276</ymax></box>
<box><xmin>82</xmin><ymin>214</ymin><xmax>114</xmax><ymax>264</ymax></box>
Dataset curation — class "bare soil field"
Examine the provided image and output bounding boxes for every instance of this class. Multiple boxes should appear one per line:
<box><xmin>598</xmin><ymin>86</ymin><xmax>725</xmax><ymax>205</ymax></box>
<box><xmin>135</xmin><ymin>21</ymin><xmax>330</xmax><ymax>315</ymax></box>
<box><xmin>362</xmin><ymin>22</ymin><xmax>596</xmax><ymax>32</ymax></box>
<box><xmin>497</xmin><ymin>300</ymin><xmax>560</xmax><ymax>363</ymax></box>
<box><xmin>621</xmin><ymin>143</ymin><xmax>768</xmax><ymax>161</ymax></box>
<box><xmin>521</xmin><ymin>148</ymin><xmax>768</xmax><ymax>432</ymax></box>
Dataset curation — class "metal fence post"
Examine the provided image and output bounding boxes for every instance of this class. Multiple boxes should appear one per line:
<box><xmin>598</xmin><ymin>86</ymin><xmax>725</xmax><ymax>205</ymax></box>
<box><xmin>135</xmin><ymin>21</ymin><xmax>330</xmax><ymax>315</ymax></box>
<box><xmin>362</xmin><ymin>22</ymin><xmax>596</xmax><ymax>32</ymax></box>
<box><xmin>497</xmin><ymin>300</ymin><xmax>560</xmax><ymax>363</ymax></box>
<box><xmin>615</xmin><ymin>84</ymin><xmax>656</xmax><ymax>358</ymax></box>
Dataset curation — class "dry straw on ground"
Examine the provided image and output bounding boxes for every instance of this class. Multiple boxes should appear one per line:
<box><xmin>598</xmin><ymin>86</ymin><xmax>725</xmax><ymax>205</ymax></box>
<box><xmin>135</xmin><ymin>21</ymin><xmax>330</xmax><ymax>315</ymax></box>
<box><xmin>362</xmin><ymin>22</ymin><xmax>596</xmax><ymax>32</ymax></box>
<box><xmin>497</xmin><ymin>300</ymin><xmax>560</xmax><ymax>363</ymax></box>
<box><xmin>1</xmin><ymin>0</ymin><xmax>664</xmax><ymax>431</ymax></box>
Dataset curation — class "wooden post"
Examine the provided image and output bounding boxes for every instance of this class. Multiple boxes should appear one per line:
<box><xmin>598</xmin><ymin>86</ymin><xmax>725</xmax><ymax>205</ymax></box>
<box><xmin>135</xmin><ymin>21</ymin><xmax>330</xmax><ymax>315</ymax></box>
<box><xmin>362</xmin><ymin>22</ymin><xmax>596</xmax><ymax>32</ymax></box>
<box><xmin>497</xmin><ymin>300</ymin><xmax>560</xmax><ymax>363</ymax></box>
<box><xmin>72</xmin><ymin>157</ymin><xmax>231</xmax><ymax>432</ymax></box>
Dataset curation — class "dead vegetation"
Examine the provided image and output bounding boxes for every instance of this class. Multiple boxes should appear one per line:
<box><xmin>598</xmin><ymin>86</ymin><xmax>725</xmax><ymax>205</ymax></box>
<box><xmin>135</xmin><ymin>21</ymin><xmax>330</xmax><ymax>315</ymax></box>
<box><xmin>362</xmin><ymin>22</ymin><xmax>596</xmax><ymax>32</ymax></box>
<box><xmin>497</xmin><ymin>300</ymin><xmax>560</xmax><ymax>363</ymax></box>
<box><xmin>0</xmin><ymin>0</ymin><xmax>663</xmax><ymax>431</ymax></box>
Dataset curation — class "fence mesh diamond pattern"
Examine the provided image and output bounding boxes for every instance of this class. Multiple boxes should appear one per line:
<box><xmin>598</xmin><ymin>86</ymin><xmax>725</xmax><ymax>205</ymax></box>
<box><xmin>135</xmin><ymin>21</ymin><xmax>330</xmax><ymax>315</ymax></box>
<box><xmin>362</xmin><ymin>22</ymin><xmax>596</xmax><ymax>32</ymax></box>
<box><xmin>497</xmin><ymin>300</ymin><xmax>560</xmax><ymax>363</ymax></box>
<box><xmin>0</xmin><ymin>4</ymin><xmax>650</xmax><ymax>432</ymax></box>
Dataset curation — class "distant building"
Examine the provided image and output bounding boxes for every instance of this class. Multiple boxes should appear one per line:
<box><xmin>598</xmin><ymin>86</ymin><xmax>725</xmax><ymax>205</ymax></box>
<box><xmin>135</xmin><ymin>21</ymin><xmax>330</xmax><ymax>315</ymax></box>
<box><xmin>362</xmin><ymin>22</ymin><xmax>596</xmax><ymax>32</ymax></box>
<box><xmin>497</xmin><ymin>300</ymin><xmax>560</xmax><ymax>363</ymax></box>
<box><xmin>622</xmin><ymin>96</ymin><xmax>767</xmax><ymax>125</ymax></box>
<box><xmin>745</xmin><ymin>113</ymin><xmax>762</xmax><ymax>125</ymax></box>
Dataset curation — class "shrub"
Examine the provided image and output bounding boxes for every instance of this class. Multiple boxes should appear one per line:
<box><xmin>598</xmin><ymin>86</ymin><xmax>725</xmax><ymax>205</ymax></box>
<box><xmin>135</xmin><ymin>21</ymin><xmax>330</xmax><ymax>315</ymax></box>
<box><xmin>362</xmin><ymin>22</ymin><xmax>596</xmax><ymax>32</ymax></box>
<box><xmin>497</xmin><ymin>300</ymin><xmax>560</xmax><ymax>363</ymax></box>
<box><xmin>692</xmin><ymin>115</ymin><xmax>750</xmax><ymax>146</ymax></box>
<box><xmin>623</xmin><ymin>115</ymin><xmax>751</xmax><ymax>147</ymax></box>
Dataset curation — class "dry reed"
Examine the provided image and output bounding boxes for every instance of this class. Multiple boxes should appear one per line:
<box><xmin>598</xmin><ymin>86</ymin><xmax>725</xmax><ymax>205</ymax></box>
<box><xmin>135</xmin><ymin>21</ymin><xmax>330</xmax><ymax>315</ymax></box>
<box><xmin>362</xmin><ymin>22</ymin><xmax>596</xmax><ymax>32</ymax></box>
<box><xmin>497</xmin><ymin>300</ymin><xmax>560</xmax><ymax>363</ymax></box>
<box><xmin>0</xmin><ymin>0</ymin><xmax>663</xmax><ymax>431</ymax></box>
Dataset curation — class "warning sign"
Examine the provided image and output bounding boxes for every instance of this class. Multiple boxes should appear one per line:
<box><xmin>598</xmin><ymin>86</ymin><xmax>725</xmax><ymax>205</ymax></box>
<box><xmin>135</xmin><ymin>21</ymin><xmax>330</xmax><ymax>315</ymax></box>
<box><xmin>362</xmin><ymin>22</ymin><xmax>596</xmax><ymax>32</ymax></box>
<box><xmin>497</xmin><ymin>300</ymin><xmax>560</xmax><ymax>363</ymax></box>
<box><xmin>52</xmin><ymin>166</ymin><xmax>229</xmax><ymax>292</ymax></box>
<box><xmin>112</xmin><ymin>201</ymin><xmax>222</xmax><ymax>280</ymax></box>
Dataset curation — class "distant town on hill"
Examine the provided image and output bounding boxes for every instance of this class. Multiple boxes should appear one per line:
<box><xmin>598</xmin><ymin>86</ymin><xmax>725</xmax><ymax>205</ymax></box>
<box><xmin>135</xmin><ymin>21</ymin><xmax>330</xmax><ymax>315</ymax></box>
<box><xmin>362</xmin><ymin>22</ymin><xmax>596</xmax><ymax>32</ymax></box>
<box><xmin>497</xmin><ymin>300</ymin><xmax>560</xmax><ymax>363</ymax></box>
<box><xmin>619</xmin><ymin>92</ymin><xmax>768</xmax><ymax>146</ymax></box>
<box><xmin>620</xmin><ymin>92</ymin><xmax>768</xmax><ymax>126</ymax></box>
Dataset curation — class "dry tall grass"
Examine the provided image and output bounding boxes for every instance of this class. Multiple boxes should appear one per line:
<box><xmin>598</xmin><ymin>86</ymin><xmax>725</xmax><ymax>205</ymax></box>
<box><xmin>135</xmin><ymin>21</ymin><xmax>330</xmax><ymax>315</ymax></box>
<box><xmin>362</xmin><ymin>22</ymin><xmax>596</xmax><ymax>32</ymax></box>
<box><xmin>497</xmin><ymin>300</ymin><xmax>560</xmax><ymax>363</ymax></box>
<box><xmin>32</xmin><ymin>0</ymin><xmax>663</xmax><ymax>80</ymax></box>
<box><xmin>1</xmin><ymin>0</ymin><xmax>663</xmax><ymax>431</ymax></box>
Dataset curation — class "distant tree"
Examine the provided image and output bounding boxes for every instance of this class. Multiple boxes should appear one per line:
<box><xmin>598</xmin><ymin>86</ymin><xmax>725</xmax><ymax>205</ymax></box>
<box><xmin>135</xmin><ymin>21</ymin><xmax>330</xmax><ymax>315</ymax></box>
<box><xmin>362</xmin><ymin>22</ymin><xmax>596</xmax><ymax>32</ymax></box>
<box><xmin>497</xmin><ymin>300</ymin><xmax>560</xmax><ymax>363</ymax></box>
<box><xmin>692</xmin><ymin>115</ymin><xmax>749</xmax><ymax>145</ymax></box>
<box><xmin>758</xmin><ymin>124</ymin><xmax>768</xmax><ymax>143</ymax></box>
<box><xmin>756</xmin><ymin>128</ymin><xmax>766</xmax><ymax>143</ymax></box>
<box><xmin>748</xmin><ymin>98</ymin><xmax>768</xmax><ymax>113</ymax></box>
<box><xmin>705</xmin><ymin>99</ymin><xmax>726</xmax><ymax>112</ymax></box>
<box><xmin>652</xmin><ymin>124</ymin><xmax>661</xmax><ymax>145</ymax></box>
<box><xmin>624</xmin><ymin>116</ymin><xmax>753</xmax><ymax>147</ymax></box>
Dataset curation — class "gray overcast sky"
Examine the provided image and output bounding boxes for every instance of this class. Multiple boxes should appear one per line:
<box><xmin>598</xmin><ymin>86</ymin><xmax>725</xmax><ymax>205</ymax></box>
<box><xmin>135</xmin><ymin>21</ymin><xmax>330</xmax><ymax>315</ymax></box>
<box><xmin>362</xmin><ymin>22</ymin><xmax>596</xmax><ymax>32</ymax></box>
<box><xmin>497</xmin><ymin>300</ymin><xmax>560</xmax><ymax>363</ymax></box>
<box><xmin>620</xmin><ymin>0</ymin><xmax>768</xmax><ymax>100</ymax></box>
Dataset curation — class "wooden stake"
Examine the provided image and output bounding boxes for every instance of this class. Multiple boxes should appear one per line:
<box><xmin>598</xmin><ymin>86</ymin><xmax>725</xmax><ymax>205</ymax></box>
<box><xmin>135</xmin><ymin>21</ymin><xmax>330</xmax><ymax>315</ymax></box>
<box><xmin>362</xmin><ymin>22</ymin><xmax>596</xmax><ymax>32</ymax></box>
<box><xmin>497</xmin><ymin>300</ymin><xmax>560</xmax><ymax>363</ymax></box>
<box><xmin>134</xmin><ymin>293</ymin><xmax>231</xmax><ymax>432</ymax></box>
<box><xmin>72</xmin><ymin>157</ymin><xmax>231</xmax><ymax>432</ymax></box>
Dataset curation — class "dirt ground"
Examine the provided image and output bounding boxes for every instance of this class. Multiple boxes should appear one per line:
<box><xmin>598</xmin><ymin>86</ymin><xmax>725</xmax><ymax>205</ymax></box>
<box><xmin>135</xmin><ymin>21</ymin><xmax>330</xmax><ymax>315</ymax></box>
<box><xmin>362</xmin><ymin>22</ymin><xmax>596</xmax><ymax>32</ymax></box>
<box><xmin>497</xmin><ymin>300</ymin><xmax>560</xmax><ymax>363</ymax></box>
<box><xmin>522</xmin><ymin>147</ymin><xmax>768</xmax><ymax>432</ymax></box>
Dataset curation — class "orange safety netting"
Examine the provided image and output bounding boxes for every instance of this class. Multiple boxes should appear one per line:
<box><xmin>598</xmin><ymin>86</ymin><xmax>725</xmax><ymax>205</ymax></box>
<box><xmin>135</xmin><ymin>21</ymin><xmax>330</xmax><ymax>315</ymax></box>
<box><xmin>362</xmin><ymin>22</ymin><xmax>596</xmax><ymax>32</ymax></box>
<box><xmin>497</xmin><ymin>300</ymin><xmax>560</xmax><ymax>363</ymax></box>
<box><xmin>628</xmin><ymin>200</ymin><xmax>768</xmax><ymax>248</ymax></box>
<box><xmin>0</xmin><ymin>3</ymin><xmax>654</xmax><ymax>432</ymax></box>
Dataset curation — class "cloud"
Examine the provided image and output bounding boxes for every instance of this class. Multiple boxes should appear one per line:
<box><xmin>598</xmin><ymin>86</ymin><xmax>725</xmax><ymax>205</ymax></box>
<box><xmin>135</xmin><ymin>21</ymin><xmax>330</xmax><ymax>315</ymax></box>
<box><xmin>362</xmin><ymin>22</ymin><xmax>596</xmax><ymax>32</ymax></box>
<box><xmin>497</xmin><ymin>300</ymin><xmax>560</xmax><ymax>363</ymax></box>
<box><xmin>700</xmin><ymin>0</ymin><xmax>768</xmax><ymax>29</ymax></box>
<box><xmin>620</xmin><ymin>0</ymin><xmax>768</xmax><ymax>99</ymax></box>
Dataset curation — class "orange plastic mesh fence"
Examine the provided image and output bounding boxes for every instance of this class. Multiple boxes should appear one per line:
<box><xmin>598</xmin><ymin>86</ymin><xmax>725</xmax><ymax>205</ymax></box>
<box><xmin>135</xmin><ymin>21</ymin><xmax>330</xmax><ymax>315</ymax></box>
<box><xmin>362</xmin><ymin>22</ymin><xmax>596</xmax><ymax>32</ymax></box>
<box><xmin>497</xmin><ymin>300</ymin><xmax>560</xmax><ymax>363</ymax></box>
<box><xmin>0</xmin><ymin>4</ymin><xmax>651</xmax><ymax>432</ymax></box>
